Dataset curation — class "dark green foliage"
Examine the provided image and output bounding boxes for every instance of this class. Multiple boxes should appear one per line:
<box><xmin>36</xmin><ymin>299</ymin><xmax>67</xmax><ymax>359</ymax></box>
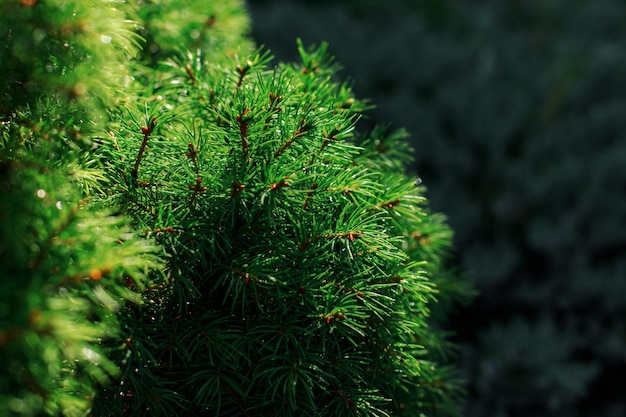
<box><xmin>248</xmin><ymin>1</ymin><xmax>626</xmax><ymax>416</ymax></box>
<box><xmin>95</xmin><ymin>33</ymin><xmax>465</xmax><ymax>415</ymax></box>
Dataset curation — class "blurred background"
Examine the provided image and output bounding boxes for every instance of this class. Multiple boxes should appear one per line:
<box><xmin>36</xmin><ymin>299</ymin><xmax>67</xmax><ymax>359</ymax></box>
<box><xmin>247</xmin><ymin>1</ymin><xmax>626</xmax><ymax>416</ymax></box>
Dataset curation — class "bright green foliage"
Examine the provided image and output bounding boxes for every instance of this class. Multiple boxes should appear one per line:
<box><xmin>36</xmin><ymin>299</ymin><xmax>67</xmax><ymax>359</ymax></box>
<box><xmin>132</xmin><ymin>0</ymin><xmax>252</xmax><ymax>63</ymax></box>
<box><xmin>0</xmin><ymin>99</ymin><xmax>160</xmax><ymax>417</ymax></box>
<box><xmin>0</xmin><ymin>0</ymin><xmax>139</xmax><ymax>116</ymax></box>
<box><xmin>2</xmin><ymin>0</ymin><xmax>469</xmax><ymax>416</ymax></box>
<box><xmin>1</xmin><ymin>1</ymin><xmax>158</xmax><ymax>416</ymax></box>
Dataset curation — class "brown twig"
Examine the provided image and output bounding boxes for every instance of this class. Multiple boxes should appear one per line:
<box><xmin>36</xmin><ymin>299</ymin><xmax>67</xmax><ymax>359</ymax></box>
<box><xmin>131</xmin><ymin>116</ymin><xmax>156</xmax><ymax>185</ymax></box>
<box><xmin>274</xmin><ymin>119</ymin><xmax>313</xmax><ymax>159</ymax></box>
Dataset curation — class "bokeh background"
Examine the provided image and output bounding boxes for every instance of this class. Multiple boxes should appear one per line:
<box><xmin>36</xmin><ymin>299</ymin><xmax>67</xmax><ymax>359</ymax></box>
<box><xmin>247</xmin><ymin>1</ymin><xmax>626</xmax><ymax>416</ymax></box>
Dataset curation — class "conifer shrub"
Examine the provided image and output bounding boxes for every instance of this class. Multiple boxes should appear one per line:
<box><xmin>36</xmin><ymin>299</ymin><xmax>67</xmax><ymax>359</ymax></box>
<box><xmin>2</xmin><ymin>0</ymin><xmax>470</xmax><ymax>416</ymax></box>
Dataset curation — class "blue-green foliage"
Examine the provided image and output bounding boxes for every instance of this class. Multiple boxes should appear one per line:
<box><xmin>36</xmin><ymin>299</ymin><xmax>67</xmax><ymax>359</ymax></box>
<box><xmin>249</xmin><ymin>1</ymin><xmax>626</xmax><ymax>416</ymax></box>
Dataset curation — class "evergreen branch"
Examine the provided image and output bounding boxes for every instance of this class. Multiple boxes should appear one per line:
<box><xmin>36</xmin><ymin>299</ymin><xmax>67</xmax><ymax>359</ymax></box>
<box><xmin>235</xmin><ymin>50</ymin><xmax>274</xmax><ymax>88</ymax></box>
<box><xmin>188</xmin><ymin>177</ymin><xmax>207</xmax><ymax>204</ymax></box>
<box><xmin>273</xmin><ymin>118</ymin><xmax>313</xmax><ymax>159</ymax></box>
<box><xmin>374</xmin><ymin>198</ymin><xmax>402</xmax><ymax>210</ymax></box>
<box><xmin>319</xmin><ymin>230</ymin><xmax>365</xmax><ymax>242</ymax></box>
<box><xmin>185</xmin><ymin>143</ymin><xmax>200</xmax><ymax>173</ymax></box>
<box><xmin>232</xmin><ymin>181</ymin><xmax>246</xmax><ymax>196</ymax></box>
<box><xmin>322</xmin><ymin>279</ymin><xmax>367</xmax><ymax>300</ymax></box>
<box><xmin>144</xmin><ymin>227</ymin><xmax>178</xmax><ymax>237</ymax></box>
<box><xmin>235</xmin><ymin>62</ymin><xmax>251</xmax><ymax>88</ymax></box>
<box><xmin>121</xmin><ymin>191</ymin><xmax>157</xmax><ymax>219</ymax></box>
<box><xmin>321</xmin><ymin>127</ymin><xmax>341</xmax><ymax>150</ymax></box>
<box><xmin>225</xmin><ymin>265</ymin><xmax>256</xmax><ymax>284</ymax></box>
<box><xmin>236</xmin><ymin>109</ymin><xmax>250</xmax><ymax>160</ymax></box>
<box><xmin>267</xmin><ymin>92</ymin><xmax>283</xmax><ymax>113</ymax></box>
<box><xmin>131</xmin><ymin>116</ymin><xmax>156</xmax><ymax>185</ymax></box>
<box><xmin>333</xmin><ymin>387</ymin><xmax>359</xmax><ymax>411</ymax></box>
<box><xmin>325</xmin><ymin>184</ymin><xmax>361</xmax><ymax>195</ymax></box>
<box><xmin>185</xmin><ymin>64</ymin><xmax>197</xmax><ymax>86</ymax></box>
<box><xmin>269</xmin><ymin>176</ymin><xmax>290</xmax><ymax>191</ymax></box>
